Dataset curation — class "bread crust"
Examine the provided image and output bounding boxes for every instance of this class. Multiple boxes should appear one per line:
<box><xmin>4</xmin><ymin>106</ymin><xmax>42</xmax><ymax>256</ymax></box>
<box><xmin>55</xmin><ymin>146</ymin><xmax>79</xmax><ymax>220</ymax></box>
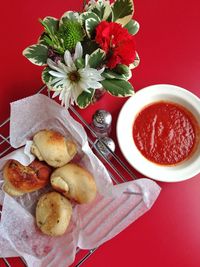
<box><xmin>3</xmin><ymin>160</ymin><xmax>52</xmax><ymax>196</ymax></box>
<box><xmin>31</xmin><ymin>130</ymin><xmax>77</xmax><ymax>167</ymax></box>
<box><xmin>36</xmin><ymin>192</ymin><xmax>72</xmax><ymax>236</ymax></box>
<box><xmin>51</xmin><ymin>163</ymin><xmax>97</xmax><ymax>204</ymax></box>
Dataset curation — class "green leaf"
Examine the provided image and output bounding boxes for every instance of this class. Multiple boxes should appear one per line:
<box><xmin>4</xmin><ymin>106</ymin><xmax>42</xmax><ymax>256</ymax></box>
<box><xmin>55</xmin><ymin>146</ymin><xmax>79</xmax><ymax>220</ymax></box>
<box><xmin>22</xmin><ymin>44</ymin><xmax>48</xmax><ymax>66</ymax></box>
<box><xmin>124</xmin><ymin>19</ymin><xmax>139</xmax><ymax>35</ymax></box>
<box><xmin>85</xmin><ymin>18</ymin><xmax>99</xmax><ymax>38</ymax></box>
<box><xmin>77</xmin><ymin>89</ymin><xmax>95</xmax><ymax>108</ymax></box>
<box><xmin>112</xmin><ymin>0</ymin><xmax>134</xmax><ymax>26</ymax></box>
<box><xmin>41</xmin><ymin>67</ymin><xmax>52</xmax><ymax>85</ymax></box>
<box><xmin>101</xmin><ymin>79</ymin><xmax>134</xmax><ymax>97</ymax></box>
<box><xmin>89</xmin><ymin>48</ymin><xmax>106</xmax><ymax>68</ymax></box>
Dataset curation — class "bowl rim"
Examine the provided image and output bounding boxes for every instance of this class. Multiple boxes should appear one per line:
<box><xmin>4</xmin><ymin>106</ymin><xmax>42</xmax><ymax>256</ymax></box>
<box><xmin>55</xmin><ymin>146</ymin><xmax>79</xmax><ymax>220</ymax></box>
<box><xmin>116</xmin><ymin>84</ymin><xmax>200</xmax><ymax>182</ymax></box>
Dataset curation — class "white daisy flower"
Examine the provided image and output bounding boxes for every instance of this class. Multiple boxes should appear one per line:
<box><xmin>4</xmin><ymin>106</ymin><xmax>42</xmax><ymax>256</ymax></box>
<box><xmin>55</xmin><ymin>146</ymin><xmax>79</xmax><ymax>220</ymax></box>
<box><xmin>47</xmin><ymin>42</ymin><xmax>104</xmax><ymax>108</ymax></box>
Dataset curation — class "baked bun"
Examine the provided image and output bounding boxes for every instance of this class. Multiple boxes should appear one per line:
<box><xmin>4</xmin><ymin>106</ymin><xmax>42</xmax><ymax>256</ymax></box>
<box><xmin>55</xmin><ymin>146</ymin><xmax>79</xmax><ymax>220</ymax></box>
<box><xmin>36</xmin><ymin>191</ymin><xmax>72</xmax><ymax>236</ymax></box>
<box><xmin>3</xmin><ymin>160</ymin><xmax>52</xmax><ymax>196</ymax></box>
<box><xmin>31</xmin><ymin>129</ymin><xmax>77</xmax><ymax>168</ymax></box>
<box><xmin>51</xmin><ymin>163</ymin><xmax>97</xmax><ymax>204</ymax></box>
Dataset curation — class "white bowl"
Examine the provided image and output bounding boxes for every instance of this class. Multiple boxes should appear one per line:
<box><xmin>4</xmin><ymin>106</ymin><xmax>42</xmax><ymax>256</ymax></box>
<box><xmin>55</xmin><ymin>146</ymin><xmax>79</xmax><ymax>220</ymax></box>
<box><xmin>116</xmin><ymin>84</ymin><xmax>200</xmax><ymax>182</ymax></box>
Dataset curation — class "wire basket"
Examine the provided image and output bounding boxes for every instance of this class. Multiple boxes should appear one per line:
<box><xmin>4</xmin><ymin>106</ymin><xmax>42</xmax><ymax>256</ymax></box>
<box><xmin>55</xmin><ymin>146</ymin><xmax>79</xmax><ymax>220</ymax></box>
<box><xmin>0</xmin><ymin>85</ymin><xmax>138</xmax><ymax>267</ymax></box>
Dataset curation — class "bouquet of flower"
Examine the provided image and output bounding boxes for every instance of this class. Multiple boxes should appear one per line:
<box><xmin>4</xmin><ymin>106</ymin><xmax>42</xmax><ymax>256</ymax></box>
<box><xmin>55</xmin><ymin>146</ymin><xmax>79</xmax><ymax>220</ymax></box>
<box><xmin>23</xmin><ymin>0</ymin><xmax>139</xmax><ymax>108</ymax></box>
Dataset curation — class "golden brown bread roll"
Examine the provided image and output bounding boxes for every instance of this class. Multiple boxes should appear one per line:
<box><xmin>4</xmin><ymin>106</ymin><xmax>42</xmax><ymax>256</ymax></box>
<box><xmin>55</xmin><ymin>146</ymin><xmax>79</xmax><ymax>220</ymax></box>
<box><xmin>31</xmin><ymin>129</ymin><xmax>77</xmax><ymax>168</ymax></box>
<box><xmin>3</xmin><ymin>160</ymin><xmax>52</xmax><ymax>196</ymax></box>
<box><xmin>36</xmin><ymin>191</ymin><xmax>72</xmax><ymax>236</ymax></box>
<box><xmin>51</xmin><ymin>163</ymin><xmax>97</xmax><ymax>204</ymax></box>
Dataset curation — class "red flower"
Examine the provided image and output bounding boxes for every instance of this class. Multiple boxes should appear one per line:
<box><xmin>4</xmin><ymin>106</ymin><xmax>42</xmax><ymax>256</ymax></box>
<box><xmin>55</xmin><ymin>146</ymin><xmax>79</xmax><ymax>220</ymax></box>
<box><xmin>95</xmin><ymin>21</ymin><xmax>136</xmax><ymax>69</ymax></box>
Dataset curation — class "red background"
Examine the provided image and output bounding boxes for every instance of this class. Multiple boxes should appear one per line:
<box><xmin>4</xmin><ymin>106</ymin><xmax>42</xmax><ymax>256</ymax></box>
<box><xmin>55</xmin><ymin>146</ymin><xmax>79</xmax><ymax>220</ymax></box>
<box><xmin>1</xmin><ymin>0</ymin><xmax>200</xmax><ymax>266</ymax></box>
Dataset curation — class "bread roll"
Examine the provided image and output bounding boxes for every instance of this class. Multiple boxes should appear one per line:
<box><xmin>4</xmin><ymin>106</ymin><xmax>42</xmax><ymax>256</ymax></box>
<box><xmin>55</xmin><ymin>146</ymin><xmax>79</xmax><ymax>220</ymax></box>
<box><xmin>51</xmin><ymin>163</ymin><xmax>97</xmax><ymax>204</ymax></box>
<box><xmin>31</xmin><ymin>129</ymin><xmax>77</xmax><ymax>168</ymax></box>
<box><xmin>3</xmin><ymin>160</ymin><xmax>52</xmax><ymax>196</ymax></box>
<box><xmin>36</xmin><ymin>191</ymin><xmax>72</xmax><ymax>236</ymax></box>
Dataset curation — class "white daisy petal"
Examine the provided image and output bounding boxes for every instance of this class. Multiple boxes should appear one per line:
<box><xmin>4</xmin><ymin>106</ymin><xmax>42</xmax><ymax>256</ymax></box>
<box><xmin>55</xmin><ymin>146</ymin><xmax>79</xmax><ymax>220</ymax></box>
<box><xmin>78</xmin><ymin>80</ymin><xmax>89</xmax><ymax>91</ymax></box>
<box><xmin>64</xmin><ymin>79</ymin><xmax>71</xmax><ymax>89</ymax></box>
<box><xmin>50</xmin><ymin>77</ymin><xmax>63</xmax><ymax>84</ymax></box>
<box><xmin>86</xmin><ymin>80</ymin><xmax>102</xmax><ymax>89</ymax></box>
<box><xmin>72</xmin><ymin>84</ymin><xmax>83</xmax><ymax>104</ymax></box>
<box><xmin>98</xmin><ymin>67</ymin><xmax>105</xmax><ymax>74</ymax></box>
<box><xmin>64</xmin><ymin>50</ymin><xmax>75</xmax><ymax>68</ymax></box>
<box><xmin>49</xmin><ymin>70</ymin><xmax>66</xmax><ymax>78</ymax></box>
<box><xmin>50</xmin><ymin>77</ymin><xmax>64</xmax><ymax>87</ymax></box>
<box><xmin>46</xmin><ymin>46</ymin><xmax>105</xmax><ymax>108</ymax></box>
<box><xmin>47</xmin><ymin>59</ymin><xmax>66</xmax><ymax>74</ymax></box>
<box><xmin>87</xmin><ymin>68</ymin><xmax>104</xmax><ymax>77</ymax></box>
<box><xmin>64</xmin><ymin>90</ymin><xmax>71</xmax><ymax>107</ymax></box>
<box><xmin>59</xmin><ymin>61</ymin><xmax>76</xmax><ymax>73</ymax></box>
<box><xmin>83</xmin><ymin>87</ymin><xmax>92</xmax><ymax>93</ymax></box>
<box><xmin>73</xmin><ymin>42</ymin><xmax>83</xmax><ymax>61</ymax></box>
<box><xmin>85</xmin><ymin>54</ymin><xmax>90</xmax><ymax>66</ymax></box>
<box><xmin>59</xmin><ymin>88</ymin><xmax>67</xmax><ymax>104</ymax></box>
<box><xmin>52</xmin><ymin>90</ymin><xmax>61</xmax><ymax>98</ymax></box>
<box><xmin>55</xmin><ymin>80</ymin><xmax>66</xmax><ymax>88</ymax></box>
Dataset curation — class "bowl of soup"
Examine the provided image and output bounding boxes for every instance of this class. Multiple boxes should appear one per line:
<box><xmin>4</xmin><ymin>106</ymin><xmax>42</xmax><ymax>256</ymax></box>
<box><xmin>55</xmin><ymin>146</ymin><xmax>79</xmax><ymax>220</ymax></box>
<box><xmin>116</xmin><ymin>84</ymin><xmax>200</xmax><ymax>182</ymax></box>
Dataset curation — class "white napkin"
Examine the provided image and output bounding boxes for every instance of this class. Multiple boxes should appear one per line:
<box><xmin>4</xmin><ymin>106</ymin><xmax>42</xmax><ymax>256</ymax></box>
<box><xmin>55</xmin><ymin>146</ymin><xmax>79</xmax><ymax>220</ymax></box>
<box><xmin>0</xmin><ymin>94</ymin><xmax>161</xmax><ymax>266</ymax></box>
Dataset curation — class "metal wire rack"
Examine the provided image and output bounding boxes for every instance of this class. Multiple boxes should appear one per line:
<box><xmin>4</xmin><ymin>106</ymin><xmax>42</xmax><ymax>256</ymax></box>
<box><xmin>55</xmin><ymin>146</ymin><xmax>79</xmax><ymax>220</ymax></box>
<box><xmin>0</xmin><ymin>85</ymin><xmax>138</xmax><ymax>267</ymax></box>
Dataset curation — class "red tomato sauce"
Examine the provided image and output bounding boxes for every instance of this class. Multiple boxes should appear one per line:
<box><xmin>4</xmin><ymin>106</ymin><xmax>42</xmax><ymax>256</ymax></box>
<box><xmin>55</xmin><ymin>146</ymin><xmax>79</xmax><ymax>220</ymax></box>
<box><xmin>133</xmin><ymin>101</ymin><xmax>198</xmax><ymax>165</ymax></box>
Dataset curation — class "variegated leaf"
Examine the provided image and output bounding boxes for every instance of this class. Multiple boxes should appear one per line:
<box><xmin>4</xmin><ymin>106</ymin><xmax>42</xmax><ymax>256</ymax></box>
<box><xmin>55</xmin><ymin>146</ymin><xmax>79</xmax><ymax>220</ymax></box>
<box><xmin>80</xmin><ymin>11</ymin><xmax>100</xmax><ymax>25</ymax></box>
<box><xmin>41</xmin><ymin>16</ymin><xmax>59</xmax><ymax>35</ymax></box>
<box><xmin>129</xmin><ymin>52</ymin><xmax>140</xmax><ymax>69</ymax></box>
<box><xmin>89</xmin><ymin>6</ymin><xmax>102</xmax><ymax>19</ymax></box>
<box><xmin>41</xmin><ymin>67</ymin><xmax>53</xmax><ymax>85</ymax></box>
<box><xmin>115</xmin><ymin>64</ymin><xmax>130</xmax><ymax>74</ymax></box>
<box><xmin>88</xmin><ymin>0</ymin><xmax>112</xmax><ymax>20</ymax></box>
<box><xmin>77</xmin><ymin>89</ymin><xmax>95</xmax><ymax>108</ymax></box>
<box><xmin>38</xmin><ymin>32</ymin><xmax>48</xmax><ymax>45</ymax></box>
<box><xmin>102</xmin><ymin>3</ymin><xmax>112</xmax><ymax>20</ymax></box>
<box><xmin>101</xmin><ymin>79</ymin><xmax>134</xmax><ymax>97</ymax></box>
<box><xmin>102</xmin><ymin>68</ymin><xmax>132</xmax><ymax>81</ymax></box>
<box><xmin>22</xmin><ymin>44</ymin><xmax>48</xmax><ymax>66</ymax></box>
<box><xmin>112</xmin><ymin>0</ymin><xmax>134</xmax><ymax>26</ymax></box>
<box><xmin>89</xmin><ymin>48</ymin><xmax>106</xmax><ymax>68</ymax></box>
<box><xmin>85</xmin><ymin>18</ymin><xmax>99</xmax><ymax>38</ymax></box>
<box><xmin>124</xmin><ymin>19</ymin><xmax>140</xmax><ymax>35</ymax></box>
<box><xmin>60</xmin><ymin>11</ymin><xmax>80</xmax><ymax>25</ymax></box>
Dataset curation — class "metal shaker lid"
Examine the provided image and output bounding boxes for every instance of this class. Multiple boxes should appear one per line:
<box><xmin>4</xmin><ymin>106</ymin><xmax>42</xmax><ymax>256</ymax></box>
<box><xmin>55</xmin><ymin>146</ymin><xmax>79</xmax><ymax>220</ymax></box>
<box><xmin>92</xmin><ymin>110</ymin><xmax>112</xmax><ymax>130</ymax></box>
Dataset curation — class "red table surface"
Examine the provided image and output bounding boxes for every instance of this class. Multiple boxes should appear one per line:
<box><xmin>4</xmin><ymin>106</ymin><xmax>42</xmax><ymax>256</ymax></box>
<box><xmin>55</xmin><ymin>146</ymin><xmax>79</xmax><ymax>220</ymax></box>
<box><xmin>1</xmin><ymin>1</ymin><xmax>200</xmax><ymax>267</ymax></box>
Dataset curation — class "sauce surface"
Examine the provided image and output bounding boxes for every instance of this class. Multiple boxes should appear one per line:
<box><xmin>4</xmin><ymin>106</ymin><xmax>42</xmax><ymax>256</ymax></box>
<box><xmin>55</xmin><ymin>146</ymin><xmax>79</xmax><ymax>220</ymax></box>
<box><xmin>133</xmin><ymin>101</ymin><xmax>198</xmax><ymax>165</ymax></box>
